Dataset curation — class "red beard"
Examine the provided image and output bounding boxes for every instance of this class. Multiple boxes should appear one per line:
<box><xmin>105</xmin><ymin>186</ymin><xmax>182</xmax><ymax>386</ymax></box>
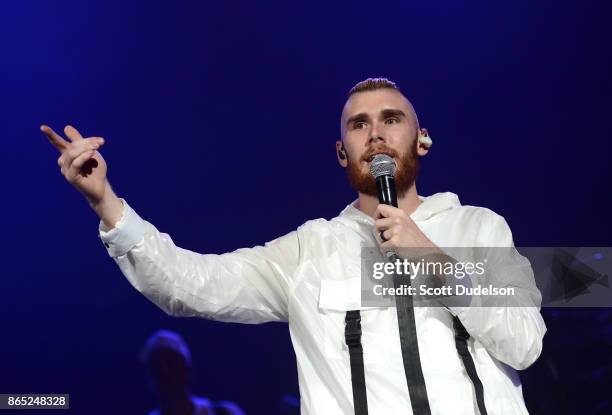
<box><xmin>345</xmin><ymin>141</ymin><xmax>420</xmax><ymax>199</ymax></box>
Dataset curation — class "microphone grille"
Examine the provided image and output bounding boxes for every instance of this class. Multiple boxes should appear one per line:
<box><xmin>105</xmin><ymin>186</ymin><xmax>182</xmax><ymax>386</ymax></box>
<box><xmin>369</xmin><ymin>154</ymin><xmax>396</xmax><ymax>178</ymax></box>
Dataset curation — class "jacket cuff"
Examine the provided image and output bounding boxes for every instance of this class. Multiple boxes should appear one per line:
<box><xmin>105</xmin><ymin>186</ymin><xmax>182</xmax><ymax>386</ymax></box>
<box><xmin>98</xmin><ymin>198</ymin><xmax>147</xmax><ymax>258</ymax></box>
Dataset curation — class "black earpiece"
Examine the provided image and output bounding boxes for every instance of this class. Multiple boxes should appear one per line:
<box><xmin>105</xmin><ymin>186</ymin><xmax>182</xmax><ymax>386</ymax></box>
<box><xmin>338</xmin><ymin>145</ymin><xmax>347</xmax><ymax>160</ymax></box>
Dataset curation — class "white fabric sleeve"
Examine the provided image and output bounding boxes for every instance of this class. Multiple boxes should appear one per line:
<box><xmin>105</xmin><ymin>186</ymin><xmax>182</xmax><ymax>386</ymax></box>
<box><xmin>447</xmin><ymin>213</ymin><xmax>547</xmax><ymax>370</ymax></box>
<box><xmin>98</xmin><ymin>198</ymin><xmax>299</xmax><ymax>323</ymax></box>
<box><xmin>98</xmin><ymin>198</ymin><xmax>148</xmax><ymax>256</ymax></box>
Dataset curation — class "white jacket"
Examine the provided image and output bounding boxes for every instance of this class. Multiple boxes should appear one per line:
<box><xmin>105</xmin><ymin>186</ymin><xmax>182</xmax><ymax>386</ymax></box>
<box><xmin>99</xmin><ymin>192</ymin><xmax>546</xmax><ymax>415</ymax></box>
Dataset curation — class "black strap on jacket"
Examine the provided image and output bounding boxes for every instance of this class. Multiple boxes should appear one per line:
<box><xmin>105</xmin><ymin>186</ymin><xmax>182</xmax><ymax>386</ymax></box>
<box><xmin>344</xmin><ymin>237</ymin><xmax>490</xmax><ymax>415</ymax></box>
<box><xmin>345</xmin><ymin>310</ymin><xmax>368</xmax><ymax>415</ymax></box>
<box><xmin>344</xmin><ymin>253</ymin><xmax>431</xmax><ymax>415</ymax></box>
<box><xmin>393</xmin><ymin>271</ymin><xmax>432</xmax><ymax>415</ymax></box>
<box><xmin>453</xmin><ymin>315</ymin><xmax>488</xmax><ymax>415</ymax></box>
<box><xmin>344</xmin><ymin>294</ymin><xmax>431</xmax><ymax>415</ymax></box>
<box><xmin>345</xmin><ymin>309</ymin><xmax>488</xmax><ymax>415</ymax></box>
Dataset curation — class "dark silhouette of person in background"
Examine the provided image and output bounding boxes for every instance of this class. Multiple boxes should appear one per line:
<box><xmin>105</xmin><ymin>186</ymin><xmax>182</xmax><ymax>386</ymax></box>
<box><xmin>140</xmin><ymin>330</ymin><xmax>246</xmax><ymax>415</ymax></box>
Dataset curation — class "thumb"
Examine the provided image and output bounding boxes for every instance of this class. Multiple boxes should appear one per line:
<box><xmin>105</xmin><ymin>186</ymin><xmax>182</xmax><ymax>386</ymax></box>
<box><xmin>64</xmin><ymin>125</ymin><xmax>84</xmax><ymax>142</ymax></box>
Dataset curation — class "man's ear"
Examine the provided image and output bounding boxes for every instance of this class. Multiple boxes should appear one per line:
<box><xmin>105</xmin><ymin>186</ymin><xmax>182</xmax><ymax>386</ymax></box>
<box><xmin>417</xmin><ymin>128</ymin><xmax>431</xmax><ymax>156</ymax></box>
<box><xmin>336</xmin><ymin>140</ymin><xmax>348</xmax><ymax>167</ymax></box>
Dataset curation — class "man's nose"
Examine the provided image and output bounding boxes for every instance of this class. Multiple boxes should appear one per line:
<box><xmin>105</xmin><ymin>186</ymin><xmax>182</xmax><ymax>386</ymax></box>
<box><xmin>368</xmin><ymin>123</ymin><xmax>386</xmax><ymax>144</ymax></box>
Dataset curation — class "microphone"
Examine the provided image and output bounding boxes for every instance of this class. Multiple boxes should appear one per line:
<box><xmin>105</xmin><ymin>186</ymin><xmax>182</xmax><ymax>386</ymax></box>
<box><xmin>370</xmin><ymin>154</ymin><xmax>404</xmax><ymax>260</ymax></box>
<box><xmin>370</xmin><ymin>154</ymin><xmax>398</xmax><ymax>208</ymax></box>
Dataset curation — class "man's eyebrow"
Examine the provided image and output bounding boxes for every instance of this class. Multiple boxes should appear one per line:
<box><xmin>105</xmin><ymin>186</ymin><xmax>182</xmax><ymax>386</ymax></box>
<box><xmin>346</xmin><ymin>112</ymin><xmax>370</xmax><ymax>127</ymax></box>
<box><xmin>380</xmin><ymin>108</ymin><xmax>406</xmax><ymax>119</ymax></box>
<box><xmin>346</xmin><ymin>109</ymin><xmax>407</xmax><ymax>127</ymax></box>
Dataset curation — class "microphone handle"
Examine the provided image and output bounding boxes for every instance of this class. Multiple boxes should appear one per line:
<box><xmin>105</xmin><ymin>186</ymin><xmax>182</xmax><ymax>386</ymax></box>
<box><xmin>375</xmin><ymin>175</ymin><xmax>398</xmax><ymax>208</ymax></box>
<box><xmin>375</xmin><ymin>174</ymin><xmax>400</xmax><ymax>260</ymax></box>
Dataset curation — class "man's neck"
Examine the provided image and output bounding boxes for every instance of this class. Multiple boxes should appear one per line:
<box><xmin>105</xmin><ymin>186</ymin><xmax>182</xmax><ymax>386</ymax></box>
<box><xmin>355</xmin><ymin>185</ymin><xmax>422</xmax><ymax>219</ymax></box>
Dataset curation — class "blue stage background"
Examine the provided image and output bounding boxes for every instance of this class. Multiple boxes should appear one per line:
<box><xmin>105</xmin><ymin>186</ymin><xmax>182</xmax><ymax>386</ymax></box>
<box><xmin>1</xmin><ymin>1</ymin><xmax>610</xmax><ymax>413</ymax></box>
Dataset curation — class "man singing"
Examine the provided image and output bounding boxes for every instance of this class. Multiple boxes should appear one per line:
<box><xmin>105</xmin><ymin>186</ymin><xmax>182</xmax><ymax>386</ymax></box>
<box><xmin>41</xmin><ymin>78</ymin><xmax>546</xmax><ymax>414</ymax></box>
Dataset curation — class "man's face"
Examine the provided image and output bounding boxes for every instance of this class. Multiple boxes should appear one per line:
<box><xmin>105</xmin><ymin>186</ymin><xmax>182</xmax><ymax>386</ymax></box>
<box><xmin>338</xmin><ymin>89</ymin><xmax>422</xmax><ymax>198</ymax></box>
<box><xmin>146</xmin><ymin>348</ymin><xmax>190</xmax><ymax>396</ymax></box>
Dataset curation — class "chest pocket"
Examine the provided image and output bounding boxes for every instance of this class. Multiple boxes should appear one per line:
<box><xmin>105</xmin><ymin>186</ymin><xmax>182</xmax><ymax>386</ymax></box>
<box><xmin>318</xmin><ymin>277</ymin><xmax>395</xmax><ymax>365</ymax></box>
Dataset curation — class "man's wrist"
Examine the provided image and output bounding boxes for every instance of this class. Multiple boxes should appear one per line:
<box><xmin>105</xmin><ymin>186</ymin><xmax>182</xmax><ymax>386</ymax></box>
<box><xmin>91</xmin><ymin>183</ymin><xmax>123</xmax><ymax>230</ymax></box>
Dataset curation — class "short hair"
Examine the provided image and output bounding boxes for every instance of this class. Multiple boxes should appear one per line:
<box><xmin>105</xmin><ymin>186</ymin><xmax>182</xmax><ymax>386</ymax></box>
<box><xmin>347</xmin><ymin>77</ymin><xmax>400</xmax><ymax>97</ymax></box>
<box><xmin>140</xmin><ymin>329</ymin><xmax>192</xmax><ymax>367</ymax></box>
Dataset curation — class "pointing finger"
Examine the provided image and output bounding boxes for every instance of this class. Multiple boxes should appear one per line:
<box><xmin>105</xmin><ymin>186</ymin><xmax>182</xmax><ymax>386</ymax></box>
<box><xmin>40</xmin><ymin>124</ymin><xmax>69</xmax><ymax>152</ymax></box>
<box><xmin>64</xmin><ymin>125</ymin><xmax>84</xmax><ymax>142</ymax></box>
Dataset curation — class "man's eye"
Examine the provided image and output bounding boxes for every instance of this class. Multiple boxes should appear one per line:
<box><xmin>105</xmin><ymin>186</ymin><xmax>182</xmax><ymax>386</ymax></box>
<box><xmin>385</xmin><ymin>117</ymin><xmax>399</xmax><ymax>124</ymax></box>
<box><xmin>354</xmin><ymin>122</ymin><xmax>367</xmax><ymax>129</ymax></box>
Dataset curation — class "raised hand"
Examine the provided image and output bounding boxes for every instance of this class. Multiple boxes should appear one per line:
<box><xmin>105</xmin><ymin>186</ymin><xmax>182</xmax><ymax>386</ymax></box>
<box><xmin>41</xmin><ymin>124</ymin><xmax>109</xmax><ymax>206</ymax></box>
<box><xmin>41</xmin><ymin>123</ymin><xmax>124</xmax><ymax>229</ymax></box>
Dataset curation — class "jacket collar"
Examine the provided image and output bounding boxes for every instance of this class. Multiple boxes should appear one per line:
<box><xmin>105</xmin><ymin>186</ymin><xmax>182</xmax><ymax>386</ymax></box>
<box><xmin>339</xmin><ymin>192</ymin><xmax>461</xmax><ymax>225</ymax></box>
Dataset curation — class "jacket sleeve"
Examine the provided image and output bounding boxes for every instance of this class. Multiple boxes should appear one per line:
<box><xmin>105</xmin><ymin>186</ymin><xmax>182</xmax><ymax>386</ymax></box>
<box><xmin>98</xmin><ymin>198</ymin><xmax>300</xmax><ymax>324</ymax></box>
<box><xmin>447</xmin><ymin>212</ymin><xmax>547</xmax><ymax>370</ymax></box>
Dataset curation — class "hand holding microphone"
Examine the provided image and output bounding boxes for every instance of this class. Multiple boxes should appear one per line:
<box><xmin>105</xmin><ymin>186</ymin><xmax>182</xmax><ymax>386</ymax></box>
<box><xmin>374</xmin><ymin>204</ymin><xmax>435</xmax><ymax>250</ymax></box>
<box><xmin>369</xmin><ymin>154</ymin><xmax>436</xmax><ymax>254</ymax></box>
